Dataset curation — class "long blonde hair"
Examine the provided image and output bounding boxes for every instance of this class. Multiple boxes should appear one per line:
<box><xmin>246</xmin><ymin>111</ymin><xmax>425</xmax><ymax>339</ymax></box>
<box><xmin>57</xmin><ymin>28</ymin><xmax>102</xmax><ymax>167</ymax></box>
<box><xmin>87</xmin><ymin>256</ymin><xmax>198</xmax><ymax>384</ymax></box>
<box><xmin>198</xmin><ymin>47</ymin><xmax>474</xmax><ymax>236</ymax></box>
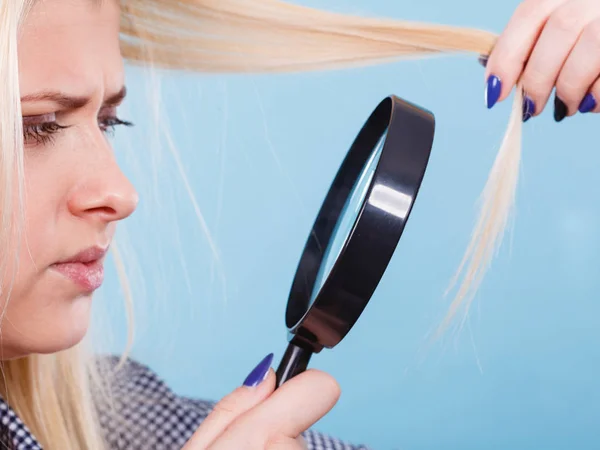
<box><xmin>1</xmin><ymin>0</ymin><xmax>521</xmax><ymax>448</ymax></box>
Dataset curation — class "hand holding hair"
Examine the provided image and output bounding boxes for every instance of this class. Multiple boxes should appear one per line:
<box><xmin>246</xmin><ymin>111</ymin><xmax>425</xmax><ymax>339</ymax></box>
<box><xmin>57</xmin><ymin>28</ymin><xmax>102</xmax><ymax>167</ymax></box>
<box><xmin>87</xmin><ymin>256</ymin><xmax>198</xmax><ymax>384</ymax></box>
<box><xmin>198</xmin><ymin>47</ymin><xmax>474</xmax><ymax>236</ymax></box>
<box><xmin>480</xmin><ymin>0</ymin><xmax>600</xmax><ymax>121</ymax></box>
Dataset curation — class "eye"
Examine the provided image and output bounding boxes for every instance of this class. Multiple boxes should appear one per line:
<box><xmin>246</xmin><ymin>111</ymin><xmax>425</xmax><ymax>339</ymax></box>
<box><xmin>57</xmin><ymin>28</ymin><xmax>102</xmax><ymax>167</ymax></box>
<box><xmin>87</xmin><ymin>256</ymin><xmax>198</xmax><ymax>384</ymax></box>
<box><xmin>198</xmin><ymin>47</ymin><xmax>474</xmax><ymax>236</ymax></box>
<box><xmin>21</xmin><ymin>110</ymin><xmax>134</xmax><ymax>146</ymax></box>
<box><xmin>98</xmin><ymin>106</ymin><xmax>133</xmax><ymax>137</ymax></box>
<box><xmin>22</xmin><ymin>113</ymin><xmax>69</xmax><ymax>146</ymax></box>
<box><xmin>98</xmin><ymin>116</ymin><xmax>134</xmax><ymax>137</ymax></box>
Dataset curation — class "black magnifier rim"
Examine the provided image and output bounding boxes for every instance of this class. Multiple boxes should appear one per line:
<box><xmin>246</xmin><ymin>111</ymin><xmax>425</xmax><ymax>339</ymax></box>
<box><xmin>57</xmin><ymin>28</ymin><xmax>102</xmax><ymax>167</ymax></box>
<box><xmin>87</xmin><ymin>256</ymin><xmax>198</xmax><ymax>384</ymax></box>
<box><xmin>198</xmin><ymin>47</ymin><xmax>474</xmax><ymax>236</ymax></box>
<box><xmin>284</xmin><ymin>95</ymin><xmax>435</xmax><ymax>353</ymax></box>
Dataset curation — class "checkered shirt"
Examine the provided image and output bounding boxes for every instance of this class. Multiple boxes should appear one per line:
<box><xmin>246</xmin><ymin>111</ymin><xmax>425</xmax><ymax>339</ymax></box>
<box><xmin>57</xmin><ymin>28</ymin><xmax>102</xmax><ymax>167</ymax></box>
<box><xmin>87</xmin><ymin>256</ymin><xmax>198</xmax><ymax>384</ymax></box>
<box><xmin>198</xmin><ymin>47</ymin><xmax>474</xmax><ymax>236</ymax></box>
<box><xmin>0</xmin><ymin>356</ymin><xmax>368</xmax><ymax>450</ymax></box>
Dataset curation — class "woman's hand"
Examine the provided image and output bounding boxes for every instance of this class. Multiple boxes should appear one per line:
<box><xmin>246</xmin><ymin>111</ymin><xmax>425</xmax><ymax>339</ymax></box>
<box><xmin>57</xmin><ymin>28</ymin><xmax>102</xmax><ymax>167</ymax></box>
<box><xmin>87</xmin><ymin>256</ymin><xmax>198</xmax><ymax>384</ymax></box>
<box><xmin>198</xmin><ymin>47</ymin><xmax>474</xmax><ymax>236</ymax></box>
<box><xmin>482</xmin><ymin>0</ymin><xmax>600</xmax><ymax>121</ymax></box>
<box><xmin>183</xmin><ymin>354</ymin><xmax>340</xmax><ymax>449</ymax></box>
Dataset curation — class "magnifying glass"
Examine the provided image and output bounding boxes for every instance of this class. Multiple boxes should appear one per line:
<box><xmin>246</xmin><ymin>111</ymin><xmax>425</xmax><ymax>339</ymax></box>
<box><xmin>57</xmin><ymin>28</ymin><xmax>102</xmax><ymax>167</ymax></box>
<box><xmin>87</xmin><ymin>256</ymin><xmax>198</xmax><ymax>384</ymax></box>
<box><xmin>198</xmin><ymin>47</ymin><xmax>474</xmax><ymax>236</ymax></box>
<box><xmin>275</xmin><ymin>95</ymin><xmax>435</xmax><ymax>388</ymax></box>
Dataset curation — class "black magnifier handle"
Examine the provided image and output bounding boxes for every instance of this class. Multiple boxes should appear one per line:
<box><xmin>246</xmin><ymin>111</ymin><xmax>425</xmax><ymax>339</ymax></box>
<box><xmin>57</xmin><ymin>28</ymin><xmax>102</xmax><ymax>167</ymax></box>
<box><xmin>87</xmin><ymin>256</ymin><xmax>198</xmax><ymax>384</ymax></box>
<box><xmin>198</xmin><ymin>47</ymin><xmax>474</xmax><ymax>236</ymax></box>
<box><xmin>275</xmin><ymin>342</ymin><xmax>313</xmax><ymax>388</ymax></box>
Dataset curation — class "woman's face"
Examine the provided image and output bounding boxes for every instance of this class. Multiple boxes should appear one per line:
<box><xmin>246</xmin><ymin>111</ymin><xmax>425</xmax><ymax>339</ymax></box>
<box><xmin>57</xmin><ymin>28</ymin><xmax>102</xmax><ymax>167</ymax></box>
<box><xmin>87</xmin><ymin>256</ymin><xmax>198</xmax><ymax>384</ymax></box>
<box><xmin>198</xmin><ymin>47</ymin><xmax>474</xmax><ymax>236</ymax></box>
<box><xmin>0</xmin><ymin>0</ymin><xmax>137</xmax><ymax>359</ymax></box>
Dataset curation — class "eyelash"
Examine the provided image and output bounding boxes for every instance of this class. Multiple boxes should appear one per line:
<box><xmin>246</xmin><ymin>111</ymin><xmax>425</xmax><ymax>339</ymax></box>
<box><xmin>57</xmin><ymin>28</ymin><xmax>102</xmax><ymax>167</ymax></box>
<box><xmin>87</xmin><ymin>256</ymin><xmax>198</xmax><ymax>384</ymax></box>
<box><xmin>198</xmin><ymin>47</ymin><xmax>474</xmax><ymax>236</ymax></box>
<box><xmin>23</xmin><ymin>116</ymin><xmax>134</xmax><ymax>146</ymax></box>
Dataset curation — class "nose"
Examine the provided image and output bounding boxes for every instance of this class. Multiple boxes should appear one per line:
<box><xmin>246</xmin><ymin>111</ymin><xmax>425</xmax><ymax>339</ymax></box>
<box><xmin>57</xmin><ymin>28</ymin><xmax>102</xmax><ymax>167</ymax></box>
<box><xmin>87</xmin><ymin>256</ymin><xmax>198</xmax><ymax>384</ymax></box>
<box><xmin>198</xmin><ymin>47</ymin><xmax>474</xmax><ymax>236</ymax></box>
<box><xmin>67</xmin><ymin>152</ymin><xmax>139</xmax><ymax>225</ymax></box>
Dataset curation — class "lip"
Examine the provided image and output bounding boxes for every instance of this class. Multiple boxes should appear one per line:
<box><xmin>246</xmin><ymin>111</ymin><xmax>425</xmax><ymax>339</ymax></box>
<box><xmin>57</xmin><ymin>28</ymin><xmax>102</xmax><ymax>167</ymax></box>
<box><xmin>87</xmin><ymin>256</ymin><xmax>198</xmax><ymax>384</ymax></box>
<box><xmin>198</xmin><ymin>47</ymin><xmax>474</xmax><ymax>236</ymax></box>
<box><xmin>50</xmin><ymin>246</ymin><xmax>108</xmax><ymax>292</ymax></box>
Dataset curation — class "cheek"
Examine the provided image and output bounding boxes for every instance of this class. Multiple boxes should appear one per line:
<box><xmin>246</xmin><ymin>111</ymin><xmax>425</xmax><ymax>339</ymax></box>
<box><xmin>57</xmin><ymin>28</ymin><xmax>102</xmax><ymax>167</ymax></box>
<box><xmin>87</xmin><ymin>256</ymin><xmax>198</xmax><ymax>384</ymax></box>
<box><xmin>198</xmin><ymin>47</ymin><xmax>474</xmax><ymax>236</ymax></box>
<box><xmin>18</xmin><ymin>153</ymin><xmax>70</xmax><ymax>270</ymax></box>
<box><xmin>0</xmin><ymin>154</ymin><xmax>85</xmax><ymax>358</ymax></box>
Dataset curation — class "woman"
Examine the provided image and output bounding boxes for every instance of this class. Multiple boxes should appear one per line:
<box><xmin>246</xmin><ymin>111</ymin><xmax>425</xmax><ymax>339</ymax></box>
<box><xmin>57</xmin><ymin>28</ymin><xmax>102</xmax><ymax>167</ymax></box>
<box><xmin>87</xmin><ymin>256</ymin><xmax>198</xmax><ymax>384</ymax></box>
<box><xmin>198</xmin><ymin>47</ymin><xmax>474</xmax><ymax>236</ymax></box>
<box><xmin>1</xmin><ymin>0</ymin><xmax>598</xmax><ymax>449</ymax></box>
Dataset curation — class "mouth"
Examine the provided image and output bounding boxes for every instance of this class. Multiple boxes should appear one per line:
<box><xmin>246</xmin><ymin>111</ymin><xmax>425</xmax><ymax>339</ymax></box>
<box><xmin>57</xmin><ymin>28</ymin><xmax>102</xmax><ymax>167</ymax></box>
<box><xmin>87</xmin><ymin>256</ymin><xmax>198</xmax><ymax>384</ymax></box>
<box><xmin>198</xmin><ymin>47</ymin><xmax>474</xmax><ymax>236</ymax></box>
<box><xmin>50</xmin><ymin>246</ymin><xmax>108</xmax><ymax>293</ymax></box>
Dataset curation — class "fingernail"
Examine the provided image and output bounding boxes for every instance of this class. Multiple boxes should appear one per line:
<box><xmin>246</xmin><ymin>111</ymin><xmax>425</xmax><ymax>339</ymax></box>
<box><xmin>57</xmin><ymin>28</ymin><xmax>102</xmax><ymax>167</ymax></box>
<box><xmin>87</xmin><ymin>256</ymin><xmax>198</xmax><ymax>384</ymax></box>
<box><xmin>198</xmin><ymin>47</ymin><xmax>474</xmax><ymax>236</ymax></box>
<box><xmin>522</xmin><ymin>95</ymin><xmax>535</xmax><ymax>122</ymax></box>
<box><xmin>578</xmin><ymin>93</ymin><xmax>596</xmax><ymax>113</ymax></box>
<box><xmin>554</xmin><ymin>96</ymin><xmax>567</xmax><ymax>122</ymax></box>
<box><xmin>243</xmin><ymin>353</ymin><xmax>273</xmax><ymax>387</ymax></box>
<box><xmin>478</xmin><ymin>54</ymin><xmax>488</xmax><ymax>68</ymax></box>
<box><xmin>485</xmin><ymin>75</ymin><xmax>502</xmax><ymax>109</ymax></box>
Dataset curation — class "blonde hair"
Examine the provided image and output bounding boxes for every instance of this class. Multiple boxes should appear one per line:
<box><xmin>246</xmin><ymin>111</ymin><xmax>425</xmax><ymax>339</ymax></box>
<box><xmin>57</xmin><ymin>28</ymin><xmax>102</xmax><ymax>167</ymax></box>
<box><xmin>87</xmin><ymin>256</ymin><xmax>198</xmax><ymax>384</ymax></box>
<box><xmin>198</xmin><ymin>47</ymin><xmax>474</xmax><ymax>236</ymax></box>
<box><xmin>120</xmin><ymin>0</ymin><xmax>522</xmax><ymax>329</ymax></box>
<box><xmin>0</xmin><ymin>0</ymin><xmax>522</xmax><ymax>448</ymax></box>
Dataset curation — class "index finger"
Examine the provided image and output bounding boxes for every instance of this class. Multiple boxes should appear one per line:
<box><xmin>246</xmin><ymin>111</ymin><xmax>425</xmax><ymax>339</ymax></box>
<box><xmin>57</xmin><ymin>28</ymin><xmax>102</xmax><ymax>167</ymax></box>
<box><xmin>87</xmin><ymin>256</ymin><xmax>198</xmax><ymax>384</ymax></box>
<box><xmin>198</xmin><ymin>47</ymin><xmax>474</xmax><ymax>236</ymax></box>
<box><xmin>209</xmin><ymin>369</ymin><xmax>341</xmax><ymax>449</ymax></box>
<box><xmin>184</xmin><ymin>356</ymin><xmax>276</xmax><ymax>449</ymax></box>
<box><xmin>485</xmin><ymin>0</ymin><xmax>568</xmax><ymax>104</ymax></box>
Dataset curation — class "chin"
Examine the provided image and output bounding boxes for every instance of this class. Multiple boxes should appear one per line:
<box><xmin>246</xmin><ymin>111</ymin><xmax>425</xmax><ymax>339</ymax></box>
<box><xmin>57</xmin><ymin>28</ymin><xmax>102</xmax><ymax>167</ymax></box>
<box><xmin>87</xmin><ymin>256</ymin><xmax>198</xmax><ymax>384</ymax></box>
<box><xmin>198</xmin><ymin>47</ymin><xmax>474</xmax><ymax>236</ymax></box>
<box><xmin>1</xmin><ymin>293</ymin><xmax>94</xmax><ymax>360</ymax></box>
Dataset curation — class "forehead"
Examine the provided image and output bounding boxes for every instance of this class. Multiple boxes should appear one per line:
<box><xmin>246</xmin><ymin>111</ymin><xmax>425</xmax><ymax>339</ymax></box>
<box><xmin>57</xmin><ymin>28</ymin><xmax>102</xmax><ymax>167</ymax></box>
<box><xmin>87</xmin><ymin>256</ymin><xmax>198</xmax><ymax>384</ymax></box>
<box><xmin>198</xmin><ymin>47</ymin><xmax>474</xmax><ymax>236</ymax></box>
<box><xmin>18</xmin><ymin>0</ymin><xmax>123</xmax><ymax>96</ymax></box>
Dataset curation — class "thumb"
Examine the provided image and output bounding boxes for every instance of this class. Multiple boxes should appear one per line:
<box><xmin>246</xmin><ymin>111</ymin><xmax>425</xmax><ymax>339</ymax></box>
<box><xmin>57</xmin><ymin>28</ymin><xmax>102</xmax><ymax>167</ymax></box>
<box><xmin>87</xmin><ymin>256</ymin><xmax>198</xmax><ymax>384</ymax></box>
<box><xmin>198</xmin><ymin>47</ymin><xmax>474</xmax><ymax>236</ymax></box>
<box><xmin>184</xmin><ymin>353</ymin><xmax>276</xmax><ymax>449</ymax></box>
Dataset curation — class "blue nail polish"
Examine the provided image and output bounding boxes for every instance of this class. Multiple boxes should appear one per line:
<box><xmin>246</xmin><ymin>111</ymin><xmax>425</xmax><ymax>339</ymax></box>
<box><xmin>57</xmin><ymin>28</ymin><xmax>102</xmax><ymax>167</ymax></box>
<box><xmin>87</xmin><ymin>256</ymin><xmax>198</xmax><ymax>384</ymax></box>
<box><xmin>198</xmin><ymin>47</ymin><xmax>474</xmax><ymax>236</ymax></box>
<box><xmin>243</xmin><ymin>353</ymin><xmax>273</xmax><ymax>387</ymax></box>
<box><xmin>522</xmin><ymin>95</ymin><xmax>535</xmax><ymax>122</ymax></box>
<box><xmin>485</xmin><ymin>75</ymin><xmax>502</xmax><ymax>109</ymax></box>
<box><xmin>478</xmin><ymin>54</ymin><xmax>488</xmax><ymax>68</ymax></box>
<box><xmin>578</xmin><ymin>93</ymin><xmax>596</xmax><ymax>113</ymax></box>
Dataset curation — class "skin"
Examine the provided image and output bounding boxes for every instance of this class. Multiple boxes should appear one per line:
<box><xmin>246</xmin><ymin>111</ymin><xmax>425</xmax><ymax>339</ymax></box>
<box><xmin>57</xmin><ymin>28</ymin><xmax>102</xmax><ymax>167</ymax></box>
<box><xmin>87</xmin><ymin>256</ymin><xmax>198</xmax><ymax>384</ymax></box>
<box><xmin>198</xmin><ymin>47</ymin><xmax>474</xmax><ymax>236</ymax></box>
<box><xmin>485</xmin><ymin>0</ymin><xmax>600</xmax><ymax>117</ymax></box>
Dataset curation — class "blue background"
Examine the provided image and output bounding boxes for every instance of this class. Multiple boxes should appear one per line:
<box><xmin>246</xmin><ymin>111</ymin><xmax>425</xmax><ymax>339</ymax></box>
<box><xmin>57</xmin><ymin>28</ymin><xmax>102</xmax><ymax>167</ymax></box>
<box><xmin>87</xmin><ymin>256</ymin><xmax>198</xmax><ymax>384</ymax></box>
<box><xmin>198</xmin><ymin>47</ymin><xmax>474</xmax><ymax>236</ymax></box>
<box><xmin>95</xmin><ymin>0</ymin><xmax>600</xmax><ymax>448</ymax></box>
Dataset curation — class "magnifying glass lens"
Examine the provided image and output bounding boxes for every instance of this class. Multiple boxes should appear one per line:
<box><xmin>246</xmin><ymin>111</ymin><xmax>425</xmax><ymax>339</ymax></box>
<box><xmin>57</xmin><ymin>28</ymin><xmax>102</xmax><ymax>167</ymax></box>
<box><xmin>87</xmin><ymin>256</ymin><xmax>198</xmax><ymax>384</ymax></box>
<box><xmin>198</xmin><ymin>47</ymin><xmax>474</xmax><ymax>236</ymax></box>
<box><xmin>309</xmin><ymin>133</ymin><xmax>387</xmax><ymax>305</ymax></box>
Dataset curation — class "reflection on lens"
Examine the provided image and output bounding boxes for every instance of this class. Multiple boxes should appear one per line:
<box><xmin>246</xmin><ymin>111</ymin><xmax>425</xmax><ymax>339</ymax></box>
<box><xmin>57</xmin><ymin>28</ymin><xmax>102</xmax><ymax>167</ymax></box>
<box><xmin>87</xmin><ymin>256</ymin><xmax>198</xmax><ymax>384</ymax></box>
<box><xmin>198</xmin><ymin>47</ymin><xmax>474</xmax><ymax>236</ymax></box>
<box><xmin>310</xmin><ymin>133</ymin><xmax>386</xmax><ymax>304</ymax></box>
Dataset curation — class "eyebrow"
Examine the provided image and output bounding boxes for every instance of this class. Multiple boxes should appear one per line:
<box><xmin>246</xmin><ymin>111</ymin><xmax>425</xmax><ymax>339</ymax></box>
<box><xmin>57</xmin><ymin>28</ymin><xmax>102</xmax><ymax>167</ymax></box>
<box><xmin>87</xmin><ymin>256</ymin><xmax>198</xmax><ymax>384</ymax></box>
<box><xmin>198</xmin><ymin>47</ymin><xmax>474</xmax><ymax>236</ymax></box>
<box><xmin>20</xmin><ymin>86</ymin><xmax>127</xmax><ymax>110</ymax></box>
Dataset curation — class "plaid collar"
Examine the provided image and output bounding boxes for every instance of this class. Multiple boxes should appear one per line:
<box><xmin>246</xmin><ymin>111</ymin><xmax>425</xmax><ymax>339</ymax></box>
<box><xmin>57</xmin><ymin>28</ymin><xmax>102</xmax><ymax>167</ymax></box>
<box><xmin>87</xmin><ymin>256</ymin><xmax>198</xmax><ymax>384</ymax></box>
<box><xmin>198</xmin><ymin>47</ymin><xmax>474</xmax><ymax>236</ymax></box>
<box><xmin>0</xmin><ymin>398</ymin><xmax>42</xmax><ymax>450</ymax></box>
